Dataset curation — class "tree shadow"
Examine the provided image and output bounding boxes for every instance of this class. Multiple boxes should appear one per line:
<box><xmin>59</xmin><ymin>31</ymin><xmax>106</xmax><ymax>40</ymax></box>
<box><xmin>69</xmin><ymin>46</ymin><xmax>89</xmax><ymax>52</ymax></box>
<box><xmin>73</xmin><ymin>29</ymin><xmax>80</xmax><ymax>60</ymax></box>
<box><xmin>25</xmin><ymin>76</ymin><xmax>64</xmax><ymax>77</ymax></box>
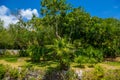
<box><xmin>73</xmin><ymin>64</ymin><xmax>85</xmax><ymax>68</ymax></box>
<box><xmin>25</xmin><ymin>59</ymin><xmax>58</xmax><ymax>67</ymax></box>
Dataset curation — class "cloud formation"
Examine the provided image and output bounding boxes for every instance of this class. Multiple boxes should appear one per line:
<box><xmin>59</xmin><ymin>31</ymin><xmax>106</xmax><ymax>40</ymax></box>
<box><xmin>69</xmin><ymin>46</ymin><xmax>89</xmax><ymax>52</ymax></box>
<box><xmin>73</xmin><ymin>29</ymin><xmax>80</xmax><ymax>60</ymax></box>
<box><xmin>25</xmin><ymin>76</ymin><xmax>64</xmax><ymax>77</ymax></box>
<box><xmin>0</xmin><ymin>5</ymin><xmax>39</xmax><ymax>28</ymax></box>
<box><xmin>0</xmin><ymin>5</ymin><xmax>19</xmax><ymax>28</ymax></box>
<box><xmin>20</xmin><ymin>8</ymin><xmax>39</xmax><ymax>20</ymax></box>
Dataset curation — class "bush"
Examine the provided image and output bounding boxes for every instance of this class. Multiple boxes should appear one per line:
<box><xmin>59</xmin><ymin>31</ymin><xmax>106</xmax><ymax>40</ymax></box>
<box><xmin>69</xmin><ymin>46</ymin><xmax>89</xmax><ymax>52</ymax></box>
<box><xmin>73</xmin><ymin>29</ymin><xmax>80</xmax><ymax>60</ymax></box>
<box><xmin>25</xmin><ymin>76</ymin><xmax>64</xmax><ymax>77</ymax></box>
<box><xmin>85</xmin><ymin>46</ymin><xmax>103</xmax><ymax>62</ymax></box>
<box><xmin>46</xmin><ymin>38</ymin><xmax>75</xmax><ymax>70</ymax></box>
<box><xmin>19</xmin><ymin>50</ymin><xmax>29</xmax><ymax>57</ymax></box>
<box><xmin>74</xmin><ymin>56</ymin><xmax>88</xmax><ymax>66</ymax></box>
<box><xmin>27</xmin><ymin>45</ymin><xmax>41</xmax><ymax>62</ymax></box>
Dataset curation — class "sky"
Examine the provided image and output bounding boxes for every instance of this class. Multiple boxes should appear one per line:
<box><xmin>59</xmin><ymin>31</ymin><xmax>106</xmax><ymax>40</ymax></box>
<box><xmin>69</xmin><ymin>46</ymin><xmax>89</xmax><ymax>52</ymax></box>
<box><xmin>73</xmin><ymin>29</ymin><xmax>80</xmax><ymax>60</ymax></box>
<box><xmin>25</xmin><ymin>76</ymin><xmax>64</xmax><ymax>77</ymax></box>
<box><xmin>0</xmin><ymin>0</ymin><xmax>120</xmax><ymax>27</ymax></box>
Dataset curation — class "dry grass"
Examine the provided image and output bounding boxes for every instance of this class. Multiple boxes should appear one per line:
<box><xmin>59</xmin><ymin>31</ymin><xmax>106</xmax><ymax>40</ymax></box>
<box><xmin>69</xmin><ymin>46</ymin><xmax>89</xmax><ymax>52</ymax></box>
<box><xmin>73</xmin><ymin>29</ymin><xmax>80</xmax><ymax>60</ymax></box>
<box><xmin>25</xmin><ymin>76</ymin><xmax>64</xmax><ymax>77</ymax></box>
<box><xmin>0</xmin><ymin>56</ymin><xmax>120</xmax><ymax>71</ymax></box>
<box><xmin>0</xmin><ymin>57</ymin><xmax>29</xmax><ymax>68</ymax></box>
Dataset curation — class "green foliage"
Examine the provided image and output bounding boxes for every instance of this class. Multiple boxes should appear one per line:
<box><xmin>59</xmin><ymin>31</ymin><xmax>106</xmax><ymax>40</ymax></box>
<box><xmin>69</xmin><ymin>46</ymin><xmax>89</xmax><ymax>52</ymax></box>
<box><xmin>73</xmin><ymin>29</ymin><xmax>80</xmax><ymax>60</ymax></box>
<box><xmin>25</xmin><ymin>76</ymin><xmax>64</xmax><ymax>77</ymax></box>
<box><xmin>0</xmin><ymin>0</ymin><xmax>120</xmax><ymax>76</ymax></box>
<box><xmin>104</xmin><ymin>61</ymin><xmax>120</xmax><ymax>66</ymax></box>
<box><xmin>19</xmin><ymin>50</ymin><xmax>29</xmax><ymax>57</ymax></box>
<box><xmin>94</xmin><ymin>65</ymin><xmax>104</xmax><ymax>79</ymax></box>
<box><xmin>82</xmin><ymin>65</ymin><xmax>104</xmax><ymax>80</ymax></box>
<box><xmin>27</xmin><ymin>44</ymin><xmax>41</xmax><ymax>62</ymax></box>
<box><xmin>74</xmin><ymin>46</ymin><xmax>103</xmax><ymax>66</ymax></box>
<box><xmin>74</xmin><ymin>56</ymin><xmax>88</xmax><ymax>66</ymax></box>
<box><xmin>0</xmin><ymin>64</ymin><xmax>6</xmax><ymax>79</ymax></box>
<box><xmin>47</xmin><ymin>38</ymin><xmax>74</xmax><ymax>70</ymax></box>
<box><xmin>83</xmin><ymin>68</ymin><xmax>120</xmax><ymax>80</ymax></box>
<box><xmin>4</xmin><ymin>57</ymin><xmax>18</xmax><ymax>62</ymax></box>
<box><xmin>103</xmin><ymin>69</ymin><xmax>120</xmax><ymax>80</ymax></box>
<box><xmin>85</xmin><ymin>46</ymin><xmax>103</xmax><ymax>62</ymax></box>
<box><xmin>8</xmin><ymin>68</ymin><xmax>20</xmax><ymax>79</ymax></box>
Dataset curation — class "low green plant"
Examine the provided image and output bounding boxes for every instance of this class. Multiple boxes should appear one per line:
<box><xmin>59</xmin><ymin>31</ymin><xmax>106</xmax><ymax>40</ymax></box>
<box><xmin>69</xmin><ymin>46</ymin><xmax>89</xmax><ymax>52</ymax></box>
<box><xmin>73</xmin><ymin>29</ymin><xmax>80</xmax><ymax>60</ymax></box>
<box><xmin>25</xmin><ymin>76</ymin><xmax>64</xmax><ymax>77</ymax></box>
<box><xmin>8</xmin><ymin>68</ymin><xmax>20</xmax><ymax>79</ymax></box>
<box><xmin>0</xmin><ymin>64</ymin><xmax>6</xmax><ymax>79</ymax></box>
<box><xmin>93</xmin><ymin>65</ymin><xmax>104</xmax><ymax>79</ymax></box>
<box><xmin>83</xmin><ymin>65</ymin><xmax>104</xmax><ymax>80</ymax></box>
<box><xmin>103</xmin><ymin>69</ymin><xmax>120</xmax><ymax>80</ymax></box>
<box><xmin>74</xmin><ymin>56</ymin><xmax>88</xmax><ymax>66</ymax></box>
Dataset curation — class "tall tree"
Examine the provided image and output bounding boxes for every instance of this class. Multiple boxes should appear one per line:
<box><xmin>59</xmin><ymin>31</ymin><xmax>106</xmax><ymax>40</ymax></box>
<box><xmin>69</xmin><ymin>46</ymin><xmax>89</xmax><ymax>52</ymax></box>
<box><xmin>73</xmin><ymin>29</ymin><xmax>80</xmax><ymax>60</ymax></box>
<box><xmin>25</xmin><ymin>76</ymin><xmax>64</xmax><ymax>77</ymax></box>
<box><xmin>40</xmin><ymin>0</ymin><xmax>71</xmax><ymax>39</ymax></box>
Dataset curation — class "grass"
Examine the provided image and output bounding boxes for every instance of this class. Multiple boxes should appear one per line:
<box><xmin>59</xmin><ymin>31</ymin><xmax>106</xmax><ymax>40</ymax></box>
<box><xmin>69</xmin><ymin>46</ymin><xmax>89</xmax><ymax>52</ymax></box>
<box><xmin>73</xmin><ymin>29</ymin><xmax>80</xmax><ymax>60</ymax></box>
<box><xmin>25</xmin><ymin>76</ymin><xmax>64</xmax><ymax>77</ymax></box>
<box><xmin>0</xmin><ymin>56</ymin><xmax>120</xmax><ymax>71</ymax></box>
<box><xmin>0</xmin><ymin>56</ymin><xmax>58</xmax><ymax>71</ymax></box>
<box><xmin>103</xmin><ymin>61</ymin><xmax>120</xmax><ymax>66</ymax></box>
<box><xmin>3</xmin><ymin>57</ymin><xmax>18</xmax><ymax>62</ymax></box>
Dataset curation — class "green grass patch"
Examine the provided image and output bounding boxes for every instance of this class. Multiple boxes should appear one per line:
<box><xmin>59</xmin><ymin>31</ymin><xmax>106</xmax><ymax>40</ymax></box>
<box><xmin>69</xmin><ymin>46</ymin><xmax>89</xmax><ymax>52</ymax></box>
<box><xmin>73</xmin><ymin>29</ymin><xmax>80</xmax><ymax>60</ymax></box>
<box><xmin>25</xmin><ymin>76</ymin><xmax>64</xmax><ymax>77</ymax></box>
<box><xmin>0</xmin><ymin>56</ymin><xmax>18</xmax><ymax>62</ymax></box>
<box><xmin>104</xmin><ymin>61</ymin><xmax>120</xmax><ymax>66</ymax></box>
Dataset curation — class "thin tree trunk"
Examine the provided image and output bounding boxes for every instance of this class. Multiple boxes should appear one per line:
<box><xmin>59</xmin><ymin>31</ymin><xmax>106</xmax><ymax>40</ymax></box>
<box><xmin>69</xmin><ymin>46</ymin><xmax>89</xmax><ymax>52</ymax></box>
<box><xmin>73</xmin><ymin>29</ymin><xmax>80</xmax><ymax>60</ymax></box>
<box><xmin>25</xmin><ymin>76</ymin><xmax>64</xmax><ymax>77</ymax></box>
<box><xmin>55</xmin><ymin>17</ymin><xmax>61</xmax><ymax>39</ymax></box>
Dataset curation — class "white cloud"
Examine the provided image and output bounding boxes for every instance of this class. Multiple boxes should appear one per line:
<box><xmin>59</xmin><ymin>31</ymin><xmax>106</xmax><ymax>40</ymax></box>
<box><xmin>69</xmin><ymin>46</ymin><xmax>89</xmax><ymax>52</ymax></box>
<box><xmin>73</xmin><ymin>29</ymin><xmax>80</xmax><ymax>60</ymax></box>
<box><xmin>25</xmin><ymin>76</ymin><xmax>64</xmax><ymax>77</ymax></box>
<box><xmin>20</xmin><ymin>9</ymin><xmax>39</xmax><ymax>20</ymax></box>
<box><xmin>0</xmin><ymin>5</ymin><xmax>9</xmax><ymax>15</ymax></box>
<box><xmin>0</xmin><ymin>15</ymin><xmax>19</xmax><ymax>27</ymax></box>
<box><xmin>0</xmin><ymin>5</ymin><xmax>39</xmax><ymax>28</ymax></box>
<box><xmin>0</xmin><ymin>5</ymin><xmax>19</xmax><ymax>28</ymax></box>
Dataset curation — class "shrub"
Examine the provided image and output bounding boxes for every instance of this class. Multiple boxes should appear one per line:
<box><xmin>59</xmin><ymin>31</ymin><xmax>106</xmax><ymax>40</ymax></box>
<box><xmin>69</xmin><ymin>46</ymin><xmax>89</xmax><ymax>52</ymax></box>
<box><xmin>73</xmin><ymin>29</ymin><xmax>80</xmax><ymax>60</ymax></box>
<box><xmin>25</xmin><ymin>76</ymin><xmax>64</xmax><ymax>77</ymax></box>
<box><xmin>46</xmin><ymin>38</ymin><xmax>75</xmax><ymax>70</ymax></box>
<box><xmin>85</xmin><ymin>46</ymin><xmax>103</xmax><ymax>62</ymax></box>
<box><xmin>19</xmin><ymin>50</ymin><xmax>29</xmax><ymax>57</ymax></box>
<box><xmin>74</xmin><ymin>56</ymin><xmax>88</xmax><ymax>66</ymax></box>
<box><xmin>27</xmin><ymin>45</ymin><xmax>41</xmax><ymax>62</ymax></box>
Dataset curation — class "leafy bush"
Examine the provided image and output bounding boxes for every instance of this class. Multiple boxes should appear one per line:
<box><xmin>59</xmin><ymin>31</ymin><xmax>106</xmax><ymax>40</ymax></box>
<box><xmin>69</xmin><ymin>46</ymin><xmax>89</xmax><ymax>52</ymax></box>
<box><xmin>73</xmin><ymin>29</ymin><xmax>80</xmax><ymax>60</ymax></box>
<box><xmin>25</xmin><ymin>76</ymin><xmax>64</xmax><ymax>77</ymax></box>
<box><xmin>46</xmin><ymin>38</ymin><xmax>75</xmax><ymax>70</ymax></box>
<box><xmin>27</xmin><ymin>44</ymin><xmax>41</xmax><ymax>62</ymax></box>
<box><xmin>19</xmin><ymin>50</ymin><xmax>29</xmax><ymax>57</ymax></box>
<box><xmin>85</xmin><ymin>46</ymin><xmax>103</xmax><ymax>62</ymax></box>
<box><xmin>74</xmin><ymin>56</ymin><xmax>88</xmax><ymax>66</ymax></box>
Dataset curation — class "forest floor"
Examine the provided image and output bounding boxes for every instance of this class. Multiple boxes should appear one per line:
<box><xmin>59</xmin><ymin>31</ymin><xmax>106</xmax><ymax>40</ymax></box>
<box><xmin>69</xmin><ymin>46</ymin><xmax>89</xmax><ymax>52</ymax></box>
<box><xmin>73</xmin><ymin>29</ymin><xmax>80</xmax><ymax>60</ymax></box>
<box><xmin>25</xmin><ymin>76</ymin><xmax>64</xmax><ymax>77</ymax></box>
<box><xmin>0</xmin><ymin>56</ymin><xmax>120</xmax><ymax>71</ymax></box>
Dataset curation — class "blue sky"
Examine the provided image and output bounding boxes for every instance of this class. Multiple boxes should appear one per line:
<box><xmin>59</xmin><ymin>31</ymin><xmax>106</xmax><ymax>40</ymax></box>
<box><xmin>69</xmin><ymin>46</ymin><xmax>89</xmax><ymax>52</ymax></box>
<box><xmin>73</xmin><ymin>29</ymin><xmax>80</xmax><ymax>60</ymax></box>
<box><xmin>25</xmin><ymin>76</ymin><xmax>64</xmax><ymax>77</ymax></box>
<box><xmin>69</xmin><ymin>0</ymin><xmax>120</xmax><ymax>19</ymax></box>
<box><xmin>0</xmin><ymin>0</ymin><xmax>120</xmax><ymax>27</ymax></box>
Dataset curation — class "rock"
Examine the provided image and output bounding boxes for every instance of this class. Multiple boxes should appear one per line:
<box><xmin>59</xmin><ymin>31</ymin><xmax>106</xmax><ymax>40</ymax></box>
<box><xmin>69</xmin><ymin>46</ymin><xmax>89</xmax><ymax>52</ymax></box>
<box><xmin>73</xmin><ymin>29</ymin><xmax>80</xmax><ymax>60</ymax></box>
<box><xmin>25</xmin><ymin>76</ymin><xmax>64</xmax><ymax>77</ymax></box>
<box><xmin>75</xmin><ymin>70</ymin><xmax>83</xmax><ymax>80</ymax></box>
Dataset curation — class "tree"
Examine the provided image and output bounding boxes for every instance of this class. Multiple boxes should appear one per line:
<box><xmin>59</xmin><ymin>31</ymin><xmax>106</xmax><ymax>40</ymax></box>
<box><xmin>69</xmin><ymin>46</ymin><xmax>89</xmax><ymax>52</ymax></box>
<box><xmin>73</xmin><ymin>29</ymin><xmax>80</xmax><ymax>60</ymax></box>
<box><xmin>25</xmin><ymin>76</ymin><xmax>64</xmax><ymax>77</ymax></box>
<box><xmin>41</xmin><ymin>0</ymin><xmax>71</xmax><ymax>39</ymax></box>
